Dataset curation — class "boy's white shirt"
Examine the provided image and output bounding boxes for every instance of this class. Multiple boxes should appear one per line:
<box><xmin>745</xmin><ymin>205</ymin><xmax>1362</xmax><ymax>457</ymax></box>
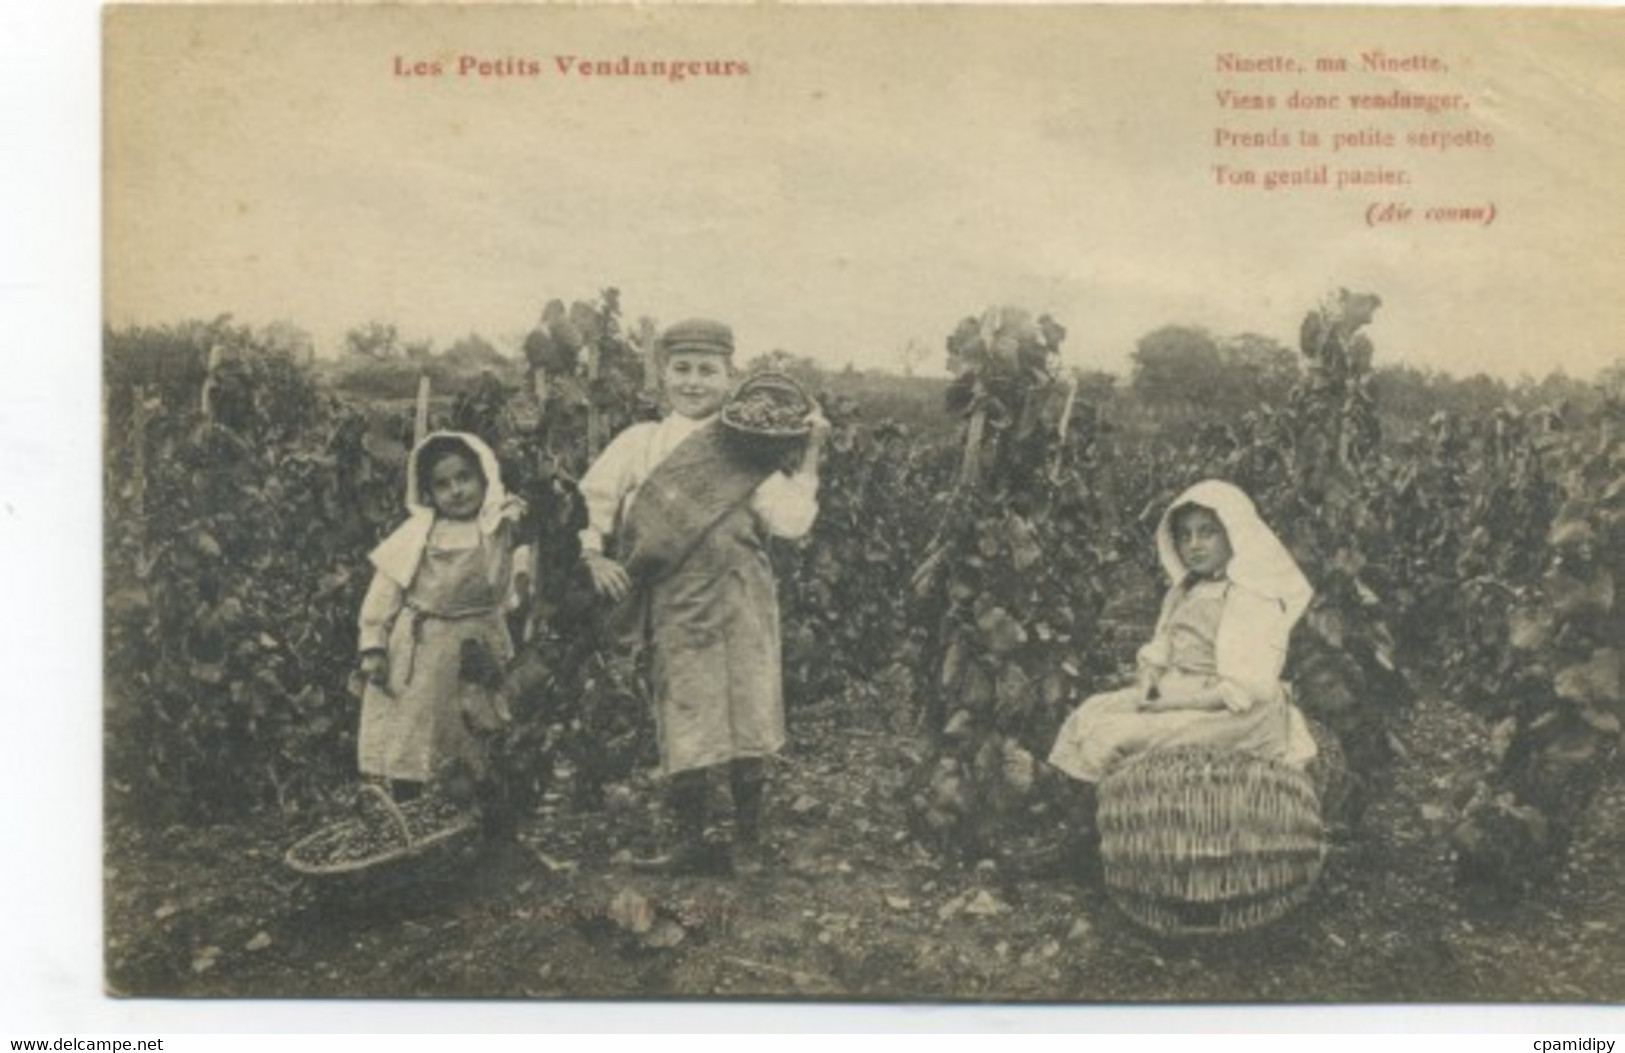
<box><xmin>578</xmin><ymin>412</ymin><xmax>820</xmax><ymax>556</ymax></box>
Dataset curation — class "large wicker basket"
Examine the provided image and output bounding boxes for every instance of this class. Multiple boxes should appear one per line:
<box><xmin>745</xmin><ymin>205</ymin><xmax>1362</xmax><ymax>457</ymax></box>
<box><xmin>1097</xmin><ymin>746</ymin><xmax>1326</xmax><ymax>937</ymax></box>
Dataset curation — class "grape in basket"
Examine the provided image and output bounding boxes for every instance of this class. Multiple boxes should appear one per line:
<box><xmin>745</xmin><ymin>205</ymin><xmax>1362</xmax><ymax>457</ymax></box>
<box><xmin>720</xmin><ymin>373</ymin><xmax>817</xmax><ymax>469</ymax></box>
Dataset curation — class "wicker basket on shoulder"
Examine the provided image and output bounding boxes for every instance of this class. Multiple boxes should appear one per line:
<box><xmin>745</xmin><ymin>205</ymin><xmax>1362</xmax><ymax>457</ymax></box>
<box><xmin>1097</xmin><ymin>746</ymin><xmax>1326</xmax><ymax>937</ymax></box>
<box><xmin>719</xmin><ymin>371</ymin><xmax>815</xmax><ymax>469</ymax></box>
<box><xmin>721</xmin><ymin>371</ymin><xmax>814</xmax><ymax>436</ymax></box>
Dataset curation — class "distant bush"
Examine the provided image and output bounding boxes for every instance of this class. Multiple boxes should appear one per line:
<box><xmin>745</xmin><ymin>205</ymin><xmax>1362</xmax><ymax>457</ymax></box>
<box><xmin>321</xmin><ymin>356</ymin><xmax>524</xmax><ymax>402</ymax></box>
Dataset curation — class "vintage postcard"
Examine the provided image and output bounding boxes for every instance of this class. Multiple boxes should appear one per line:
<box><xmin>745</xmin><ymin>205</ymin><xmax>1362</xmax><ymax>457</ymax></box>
<box><xmin>98</xmin><ymin>2</ymin><xmax>1625</xmax><ymax>1015</ymax></box>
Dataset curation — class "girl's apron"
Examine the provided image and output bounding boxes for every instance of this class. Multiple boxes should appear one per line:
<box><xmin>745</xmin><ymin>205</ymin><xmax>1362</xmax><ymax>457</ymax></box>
<box><xmin>1049</xmin><ymin>583</ymin><xmax>1293</xmax><ymax>782</ymax></box>
<box><xmin>358</xmin><ymin>532</ymin><xmax>513</xmax><ymax>783</ymax></box>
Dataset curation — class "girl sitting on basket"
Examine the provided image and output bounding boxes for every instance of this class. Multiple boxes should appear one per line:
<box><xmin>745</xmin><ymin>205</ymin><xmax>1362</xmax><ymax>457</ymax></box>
<box><xmin>580</xmin><ymin>318</ymin><xmax>828</xmax><ymax>877</ymax></box>
<box><xmin>355</xmin><ymin>431</ymin><xmax>527</xmax><ymax>802</ymax></box>
<box><xmin>1047</xmin><ymin>479</ymin><xmax>1318</xmax><ymax>826</ymax></box>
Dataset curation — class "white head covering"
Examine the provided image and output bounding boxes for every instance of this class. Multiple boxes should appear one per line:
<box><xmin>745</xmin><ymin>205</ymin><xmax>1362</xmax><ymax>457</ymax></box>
<box><xmin>369</xmin><ymin>431</ymin><xmax>518</xmax><ymax>587</ymax></box>
<box><xmin>1154</xmin><ymin>479</ymin><xmax>1313</xmax><ymax>624</ymax></box>
<box><xmin>402</xmin><ymin>431</ymin><xmax>510</xmax><ymax>527</ymax></box>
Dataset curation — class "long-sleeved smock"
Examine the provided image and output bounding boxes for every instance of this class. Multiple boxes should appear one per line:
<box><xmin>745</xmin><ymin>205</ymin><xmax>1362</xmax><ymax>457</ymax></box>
<box><xmin>579</xmin><ymin>411</ymin><xmax>821</xmax><ymax>776</ymax></box>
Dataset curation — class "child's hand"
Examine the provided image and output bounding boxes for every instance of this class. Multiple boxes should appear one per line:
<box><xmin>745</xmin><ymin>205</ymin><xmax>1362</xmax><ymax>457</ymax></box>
<box><xmin>807</xmin><ymin>409</ymin><xmax>833</xmax><ymax>448</ymax></box>
<box><xmin>360</xmin><ymin>650</ymin><xmax>389</xmax><ymax>687</ymax></box>
<box><xmin>1139</xmin><ymin>677</ymin><xmax>1226</xmax><ymax>713</ymax></box>
<box><xmin>783</xmin><ymin>410</ymin><xmax>831</xmax><ymax>476</ymax></box>
<box><xmin>584</xmin><ymin>551</ymin><xmax>632</xmax><ymax>603</ymax></box>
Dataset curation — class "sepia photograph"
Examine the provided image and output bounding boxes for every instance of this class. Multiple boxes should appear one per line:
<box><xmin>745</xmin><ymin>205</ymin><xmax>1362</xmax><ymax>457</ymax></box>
<box><xmin>93</xmin><ymin>2</ymin><xmax>1625</xmax><ymax>1011</ymax></box>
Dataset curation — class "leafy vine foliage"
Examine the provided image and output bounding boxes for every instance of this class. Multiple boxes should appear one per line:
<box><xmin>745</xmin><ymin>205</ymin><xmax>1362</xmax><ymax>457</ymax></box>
<box><xmin>1444</xmin><ymin>407</ymin><xmax>1623</xmax><ymax>898</ymax></box>
<box><xmin>1098</xmin><ymin>290</ymin><xmax>1406</xmax><ymax>828</ymax></box>
<box><xmin>904</xmin><ymin>307</ymin><xmax>1117</xmax><ymax>858</ymax></box>
<box><xmin>106</xmin><ymin>318</ymin><xmax>391</xmax><ymax>820</ymax></box>
<box><xmin>772</xmin><ymin>402</ymin><xmax>949</xmax><ymax>718</ymax></box>
<box><xmin>1270</xmin><ymin>291</ymin><xmax>1407</xmax><ymax>804</ymax></box>
<box><xmin>104</xmin><ymin>292</ymin><xmax>1622</xmax><ymax>906</ymax></box>
<box><xmin>484</xmin><ymin>290</ymin><xmax>657</xmax><ymax>812</ymax></box>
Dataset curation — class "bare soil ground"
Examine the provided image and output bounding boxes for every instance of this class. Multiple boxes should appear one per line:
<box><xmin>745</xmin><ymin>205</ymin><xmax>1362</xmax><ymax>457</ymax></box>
<box><xmin>105</xmin><ymin>692</ymin><xmax>1625</xmax><ymax>1004</ymax></box>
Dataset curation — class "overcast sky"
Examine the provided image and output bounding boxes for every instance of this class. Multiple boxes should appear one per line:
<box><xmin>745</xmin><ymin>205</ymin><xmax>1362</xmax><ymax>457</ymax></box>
<box><xmin>105</xmin><ymin>6</ymin><xmax>1625</xmax><ymax>380</ymax></box>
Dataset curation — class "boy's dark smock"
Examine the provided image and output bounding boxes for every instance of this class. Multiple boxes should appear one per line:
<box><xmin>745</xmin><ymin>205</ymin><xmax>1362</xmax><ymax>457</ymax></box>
<box><xmin>579</xmin><ymin>412</ymin><xmax>818</xmax><ymax>776</ymax></box>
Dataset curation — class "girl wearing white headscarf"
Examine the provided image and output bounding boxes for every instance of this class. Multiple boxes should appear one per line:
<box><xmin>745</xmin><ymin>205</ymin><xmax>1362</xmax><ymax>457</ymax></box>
<box><xmin>1048</xmin><ymin>480</ymin><xmax>1317</xmax><ymax>784</ymax></box>
<box><xmin>355</xmin><ymin>431</ymin><xmax>526</xmax><ymax>793</ymax></box>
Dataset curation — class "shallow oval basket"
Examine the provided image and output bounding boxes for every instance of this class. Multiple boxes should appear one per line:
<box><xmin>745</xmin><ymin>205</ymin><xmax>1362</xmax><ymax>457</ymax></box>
<box><xmin>1097</xmin><ymin>746</ymin><xmax>1327</xmax><ymax>938</ymax></box>
<box><xmin>283</xmin><ymin>785</ymin><xmax>481</xmax><ymax>903</ymax></box>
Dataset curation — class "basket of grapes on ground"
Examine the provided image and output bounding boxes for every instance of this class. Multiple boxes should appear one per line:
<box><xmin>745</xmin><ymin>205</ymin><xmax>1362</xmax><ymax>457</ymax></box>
<box><xmin>283</xmin><ymin>782</ymin><xmax>482</xmax><ymax>904</ymax></box>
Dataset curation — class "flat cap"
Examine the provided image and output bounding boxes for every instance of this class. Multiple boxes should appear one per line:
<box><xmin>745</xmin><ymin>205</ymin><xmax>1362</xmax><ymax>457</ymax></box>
<box><xmin>659</xmin><ymin>318</ymin><xmax>735</xmax><ymax>357</ymax></box>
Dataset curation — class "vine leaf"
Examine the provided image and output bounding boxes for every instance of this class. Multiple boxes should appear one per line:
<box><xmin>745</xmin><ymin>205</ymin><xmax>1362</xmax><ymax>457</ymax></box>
<box><xmin>974</xmin><ymin>606</ymin><xmax>1028</xmax><ymax>654</ymax></box>
<box><xmin>1508</xmin><ymin>603</ymin><xmax>1557</xmax><ymax>653</ymax></box>
<box><xmin>1004</xmin><ymin>514</ymin><xmax>1042</xmax><ymax>572</ymax></box>
<box><xmin>1554</xmin><ymin>648</ymin><xmax>1620</xmax><ymax>707</ymax></box>
<box><xmin>1543</xmin><ymin>567</ymin><xmax>1614</xmax><ymax>619</ymax></box>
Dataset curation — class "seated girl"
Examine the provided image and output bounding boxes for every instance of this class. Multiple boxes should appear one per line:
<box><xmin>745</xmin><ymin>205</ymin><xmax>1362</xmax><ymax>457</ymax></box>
<box><xmin>1048</xmin><ymin>479</ymin><xmax>1318</xmax><ymax>791</ymax></box>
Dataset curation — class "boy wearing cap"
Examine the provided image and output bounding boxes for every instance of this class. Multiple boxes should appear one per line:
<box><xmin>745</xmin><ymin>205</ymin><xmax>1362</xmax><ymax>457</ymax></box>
<box><xmin>580</xmin><ymin>318</ymin><xmax>828</xmax><ymax>875</ymax></box>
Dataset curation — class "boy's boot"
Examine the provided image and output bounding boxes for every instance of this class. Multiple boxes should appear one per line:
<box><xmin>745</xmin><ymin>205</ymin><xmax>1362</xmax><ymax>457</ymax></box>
<box><xmin>730</xmin><ymin>759</ymin><xmax>771</xmax><ymax>876</ymax></box>
<box><xmin>634</xmin><ymin>770</ymin><xmax>728</xmax><ymax>876</ymax></box>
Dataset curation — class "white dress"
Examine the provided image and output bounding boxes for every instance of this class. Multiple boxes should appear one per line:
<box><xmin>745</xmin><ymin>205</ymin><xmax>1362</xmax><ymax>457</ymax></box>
<box><xmin>1048</xmin><ymin>578</ymin><xmax>1312</xmax><ymax>782</ymax></box>
<box><xmin>1049</xmin><ymin>479</ymin><xmax>1319</xmax><ymax>783</ymax></box>
<box><xmin>356</xmin><ymin>516</ymin><xmax>516</xmax><ymax>783</ymax></box>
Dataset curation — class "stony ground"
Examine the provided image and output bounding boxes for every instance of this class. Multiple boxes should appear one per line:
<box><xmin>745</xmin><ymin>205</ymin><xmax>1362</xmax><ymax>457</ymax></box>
<box><xmin>105</xmin><ymin>689</ymin><xmax>1625</xmax><ymax>1004</ymax></box>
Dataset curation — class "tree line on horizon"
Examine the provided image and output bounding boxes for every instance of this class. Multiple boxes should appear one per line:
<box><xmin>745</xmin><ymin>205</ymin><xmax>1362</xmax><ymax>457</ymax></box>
<box><xmin>104</xmin><ymin>310</ymin><xmax>1624</xmax><ymax>446</ymax></box>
